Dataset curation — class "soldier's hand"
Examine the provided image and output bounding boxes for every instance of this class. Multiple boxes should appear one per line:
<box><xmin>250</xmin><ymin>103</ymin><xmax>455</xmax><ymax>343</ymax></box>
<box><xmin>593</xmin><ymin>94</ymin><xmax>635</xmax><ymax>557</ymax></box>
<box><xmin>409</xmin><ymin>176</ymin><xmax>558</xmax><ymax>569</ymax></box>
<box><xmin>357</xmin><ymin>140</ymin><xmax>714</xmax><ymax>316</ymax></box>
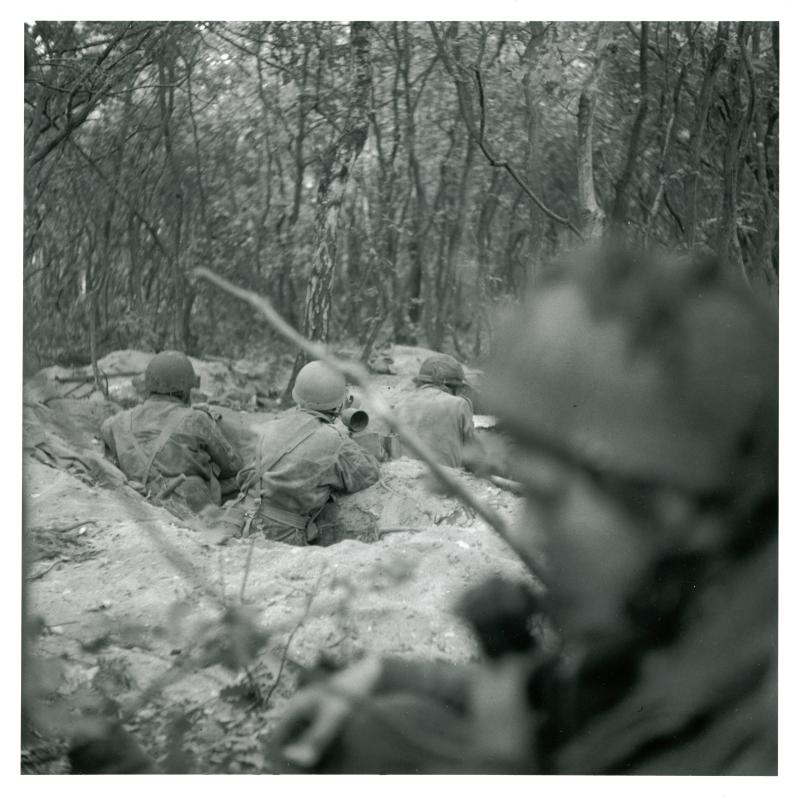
<box><xmin>273</xmin><ymin>656</ymin><xmax>383</xmax><ymax>768</ymax></box>
<box><xmin>193</xmin><ymin>402</ymin><xmax>222</xmax><ymax>421</ymax></box>
<box><xmin>469</xmin><ymin>654</ymin><xmax>538</xmax><ymax>770</ymax></box>
<box><xmin>273</xmin><ymin>684</ymin><xmax>354</xmax><ymax>768</ymax></box>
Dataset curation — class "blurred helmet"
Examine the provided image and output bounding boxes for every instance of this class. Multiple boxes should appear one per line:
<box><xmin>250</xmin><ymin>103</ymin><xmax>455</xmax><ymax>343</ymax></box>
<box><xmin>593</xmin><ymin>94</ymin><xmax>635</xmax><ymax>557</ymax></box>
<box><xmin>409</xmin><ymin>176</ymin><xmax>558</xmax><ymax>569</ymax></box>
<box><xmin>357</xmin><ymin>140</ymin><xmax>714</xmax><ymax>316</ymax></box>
<box><xmin>415</xmin><ymin>354</ymin><xmax>466</xmax><ymax>388</ymax></box>
<box><xmin>145</xmin><ymin>351</ymin><xmax>200</xmax><ymax>396</ymax></box>
<box><xmin>487</xmin><ymin>248</ymin><xmax>777</xmax><ymax>499</ymax></box>
<box><xmin>292</xmin><ymin>361</ymin><xmax>348</xmax><ymax>411</ymax></box>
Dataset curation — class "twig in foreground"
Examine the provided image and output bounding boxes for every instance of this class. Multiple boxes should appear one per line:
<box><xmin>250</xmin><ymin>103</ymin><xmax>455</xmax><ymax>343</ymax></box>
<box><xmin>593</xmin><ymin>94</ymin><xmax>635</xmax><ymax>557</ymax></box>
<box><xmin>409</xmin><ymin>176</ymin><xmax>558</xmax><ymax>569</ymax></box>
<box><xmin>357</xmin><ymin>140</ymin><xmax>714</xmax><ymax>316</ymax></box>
<box><xmin>259</xmin><ymin>568</ymin><xmax>326</xmax><ymax>711</ymax></box>
<box><xmin>194</xmin><ymin>268</ymin><xmax>530</xmax><ymax>571</ymax></box>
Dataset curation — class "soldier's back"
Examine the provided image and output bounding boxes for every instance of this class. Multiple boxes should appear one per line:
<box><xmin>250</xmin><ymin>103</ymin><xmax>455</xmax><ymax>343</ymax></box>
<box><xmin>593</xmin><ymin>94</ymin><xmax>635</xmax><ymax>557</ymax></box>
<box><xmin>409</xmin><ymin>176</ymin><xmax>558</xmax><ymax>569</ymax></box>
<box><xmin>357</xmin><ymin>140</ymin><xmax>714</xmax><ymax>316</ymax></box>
<box><xmin>393</xmin><ymin>386</ymin><xmax>471</xmax><ymax>468</ymax></box>
<box><xmin>255</xmin><ymin>409</ymin><xmax>346</xmax><ymax>515</ymax></box>
<box><xmin>102</xmin><ymin>398</ymin><xmax>221</xmax><ymax>511</ymax></box>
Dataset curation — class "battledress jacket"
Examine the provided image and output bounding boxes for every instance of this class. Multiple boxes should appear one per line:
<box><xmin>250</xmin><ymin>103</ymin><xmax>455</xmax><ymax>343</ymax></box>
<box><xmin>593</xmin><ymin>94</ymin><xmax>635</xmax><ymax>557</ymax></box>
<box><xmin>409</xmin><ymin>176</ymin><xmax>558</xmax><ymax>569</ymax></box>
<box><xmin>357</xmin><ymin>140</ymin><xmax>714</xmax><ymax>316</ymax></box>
<box><xmin>100</xmin><ymin>396</ymin><xmax>243</xmax><ymax>514</ymax></box>
<box><xmin>238</xmin><ymin>407</ymin><xmax>380</xmax><ymax>543</ymax></box>
<box><xmin>392</xmin><ymin>384</ymin><xmax>474</xmax><ymax>468</ymax></box>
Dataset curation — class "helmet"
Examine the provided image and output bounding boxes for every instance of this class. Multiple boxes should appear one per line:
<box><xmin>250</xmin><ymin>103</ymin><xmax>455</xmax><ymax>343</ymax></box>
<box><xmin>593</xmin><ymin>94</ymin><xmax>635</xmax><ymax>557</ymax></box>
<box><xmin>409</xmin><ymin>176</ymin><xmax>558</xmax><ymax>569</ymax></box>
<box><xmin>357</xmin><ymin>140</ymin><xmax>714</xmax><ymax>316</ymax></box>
<box><xmin>145</xmin><ymin>351</ymin><xmax>200</xmax><ymax>396</ymax></box>
<box><xmin>415</xmin><ymin>354</ymin><xmax>466</xmax><ymax>388</ymax></box>
<box><xmin>292</xmin><ymin>361</ymin><xmax>348</xmax><ymax>411</ymax></box>
<box><xmin>487</xmin><ymin>248</ymin><xmax>777</xmax><ymax>497</ymax></box>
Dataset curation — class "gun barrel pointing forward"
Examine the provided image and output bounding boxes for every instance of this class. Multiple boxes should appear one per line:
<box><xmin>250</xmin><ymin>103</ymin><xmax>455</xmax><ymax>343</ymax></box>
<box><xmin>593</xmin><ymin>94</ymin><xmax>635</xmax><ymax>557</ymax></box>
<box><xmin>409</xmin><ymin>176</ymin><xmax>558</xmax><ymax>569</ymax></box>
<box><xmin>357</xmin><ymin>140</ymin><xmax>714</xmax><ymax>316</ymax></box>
<box><xmin>340</xmin><ymin>407</ymin><xmax>369</xmax><ymax>433</ymax></box>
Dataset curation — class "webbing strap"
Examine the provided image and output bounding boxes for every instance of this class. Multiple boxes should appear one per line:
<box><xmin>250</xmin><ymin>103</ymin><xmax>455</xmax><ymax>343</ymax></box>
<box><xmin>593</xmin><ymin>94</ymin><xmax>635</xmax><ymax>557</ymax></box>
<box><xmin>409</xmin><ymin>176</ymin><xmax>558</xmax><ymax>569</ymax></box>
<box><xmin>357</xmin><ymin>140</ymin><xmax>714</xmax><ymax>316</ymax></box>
<box><xmin>256</xmin><ymin>500</ymin><xmax>308</xmax><ymax>529</ymax></box>
<box><xmin>138</xmin><ymin>407</ymin><xmax>192</xmax><ymax>486</ymax></box>
<box><xmin>256</xmin><ymin>416</ymin><xmax>319</xmax><ymax>494</ymax></box>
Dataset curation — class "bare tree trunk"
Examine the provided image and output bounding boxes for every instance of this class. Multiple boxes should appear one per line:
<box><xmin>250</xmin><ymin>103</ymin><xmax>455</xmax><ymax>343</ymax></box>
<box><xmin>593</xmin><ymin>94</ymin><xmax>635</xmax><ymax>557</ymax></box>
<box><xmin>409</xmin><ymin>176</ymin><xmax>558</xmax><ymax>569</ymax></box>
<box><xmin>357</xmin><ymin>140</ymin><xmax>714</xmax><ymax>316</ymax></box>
<box><xmin>522</xmin><ymin>23</ymin><xmax>546</xmax><ymax>252</ymax></box>
<box><xmin>473</xmin><ymin>172</ymin><xmax>500</xmax><ymax>358</ymax></box>
<box><xmin>283</xmin><ymin>21</ymin><xmax>373</xmax><ymax>403</ymax></box>
<box><xmin>749</xmin><ymin>23</ymin><xmax>779</xmax><ymax>290</ymax></box>
<box><xmin>156</xmin><ymin>39</ymin><xmax>192</xmax><ymax>351</ymax></box>
<box><xmin>717</xmin><ymin>24</ymin><xmax>749</xmax><ymax>279</ymax></box>
<box><xmin>685</xmin><ymin>24</ymin><xmax>728</xmax><ymax>248</ymax></box>
<box><xmin>576</xmin><ymin>25</ymin><xmax>612</xmax><ymax>239</ymax></box>
<box><xmin>432</xmin><ymin>133</ymin><xmax>475</xmax><ymax>350</ymax></box>
<box><xmin>644</xmin><ymin>55</ymin><xmax>687</xmax><ymax>246</ymax></box>
<box><xmin>401</xmin><ymin>24</ymin><xmax>428</xmax><ymax>333</ymax></box>
<box><xmin>611</xmin><ymin>22</ymin><xmax>649</xmax><ymax>229</ymax></box>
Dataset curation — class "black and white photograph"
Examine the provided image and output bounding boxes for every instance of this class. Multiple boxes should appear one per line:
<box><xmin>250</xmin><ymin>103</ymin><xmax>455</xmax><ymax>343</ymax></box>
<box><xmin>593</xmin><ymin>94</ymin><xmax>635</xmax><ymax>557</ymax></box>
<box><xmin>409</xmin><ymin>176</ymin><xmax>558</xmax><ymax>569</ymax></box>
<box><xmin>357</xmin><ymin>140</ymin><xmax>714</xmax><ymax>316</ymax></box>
<box><xmin>17</xmin><ymin>7</ymin><xmax>782</xmax><ymax>783</ymax></box>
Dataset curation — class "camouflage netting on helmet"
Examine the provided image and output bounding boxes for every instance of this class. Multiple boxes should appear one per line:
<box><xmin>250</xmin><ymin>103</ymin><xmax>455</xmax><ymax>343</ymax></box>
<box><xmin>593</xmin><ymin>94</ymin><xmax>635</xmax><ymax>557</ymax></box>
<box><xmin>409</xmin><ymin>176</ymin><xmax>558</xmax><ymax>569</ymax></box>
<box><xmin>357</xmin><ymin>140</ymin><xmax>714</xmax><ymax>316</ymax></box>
<box><xmin>487</xmin><ymin>247</ymin><xmax>777</xmax><ymax>497</ymax></box>
<box><xmin>414</xmin><ymin>354</ymin><xmax>466</xmax><ymax>387</ymax></box>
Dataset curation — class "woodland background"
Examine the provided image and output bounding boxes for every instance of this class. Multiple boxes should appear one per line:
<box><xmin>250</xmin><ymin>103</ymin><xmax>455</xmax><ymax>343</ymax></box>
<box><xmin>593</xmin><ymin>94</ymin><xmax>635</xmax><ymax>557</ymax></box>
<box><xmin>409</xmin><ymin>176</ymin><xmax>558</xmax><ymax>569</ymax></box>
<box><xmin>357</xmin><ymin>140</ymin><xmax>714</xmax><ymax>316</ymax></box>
<box><xmin>23</xmin><ymin>21</ymin><xmax>779</xmax><ymax>380</ymax></box>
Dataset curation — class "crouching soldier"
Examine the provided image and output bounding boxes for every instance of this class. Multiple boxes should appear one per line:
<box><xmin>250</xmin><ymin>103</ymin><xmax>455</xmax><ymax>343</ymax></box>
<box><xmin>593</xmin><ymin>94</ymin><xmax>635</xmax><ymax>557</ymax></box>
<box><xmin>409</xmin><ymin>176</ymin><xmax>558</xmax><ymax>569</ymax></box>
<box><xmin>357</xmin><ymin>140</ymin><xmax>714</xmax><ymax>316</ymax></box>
<box><xmin>272</xmin><ymin>248</ymin><xmax>777</xmax><ymax>774</ymax></box>
<box><xmin>101</xmin><ymin>351</ymin><xmax>243</xmax><ymax>516</ymax></box>
<box><xmin>392</xmin><ymin>354</ymin><xmax>477</xmax><ymax>469</ymax></box>
<box><xmin>239</xmin><ymin>361</ymin><xmax>380</xmax><ymax>546</ymax></box>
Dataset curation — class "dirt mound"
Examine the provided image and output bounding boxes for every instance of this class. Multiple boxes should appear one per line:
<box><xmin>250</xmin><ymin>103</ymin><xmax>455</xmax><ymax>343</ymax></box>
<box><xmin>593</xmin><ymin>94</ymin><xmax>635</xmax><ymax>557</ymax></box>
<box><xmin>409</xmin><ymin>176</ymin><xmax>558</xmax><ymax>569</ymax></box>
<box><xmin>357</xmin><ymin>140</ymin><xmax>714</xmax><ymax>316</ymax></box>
<box><xmin>23</xmin><ymin>350</ymin><xmax>284</xmax><ymax>411</ymax></box>
<box><xmin>335</xmin><ymin>458</ymin><xmax>521</xmax><ymax>536</ymax></box>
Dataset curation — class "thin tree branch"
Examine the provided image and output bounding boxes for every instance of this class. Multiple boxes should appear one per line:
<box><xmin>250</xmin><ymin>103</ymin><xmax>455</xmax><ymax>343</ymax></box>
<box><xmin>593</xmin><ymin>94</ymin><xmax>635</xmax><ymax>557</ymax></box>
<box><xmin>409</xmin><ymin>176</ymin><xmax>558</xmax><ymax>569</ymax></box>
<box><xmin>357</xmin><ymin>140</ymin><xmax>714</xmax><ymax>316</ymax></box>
<box><xmin>472</xmin><ymin>70</ymin><xmax>583</xmax><ymax>238</ymax></box>
<box><xmin>69</xmin><ymin>139</ymin><xmax>172</xmax><ymax>260</ymax></box>
<box><xmin>428</xmin><ymin>22</ymin><xmax>581</xmax><ymax>239</ymax></box>
<box><xmin>262</xmin><ymin>569</ymin><xmax>325</xmax><ymax>709</ymax></box>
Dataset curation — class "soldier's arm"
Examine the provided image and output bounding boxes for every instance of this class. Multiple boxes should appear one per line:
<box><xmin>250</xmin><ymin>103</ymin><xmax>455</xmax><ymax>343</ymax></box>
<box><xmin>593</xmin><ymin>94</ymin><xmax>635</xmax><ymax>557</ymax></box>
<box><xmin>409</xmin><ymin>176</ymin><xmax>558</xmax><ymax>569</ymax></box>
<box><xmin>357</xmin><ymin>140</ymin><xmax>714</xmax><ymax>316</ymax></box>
<box><xmin>459</xmin><ymin>397</ymin><xmax>476</xmax><ymax>444</ymax></box>
<box><xmin>237</xmin><ymin>463</ymin><xmax>257</xmax><ymax>492</ymax></box>
<box><xmin>376</xmin><ymin>657</ymin><xmax>475</xmax><ymax>712</ymax></box>
<box><xmin>274</xmin><ymin>655</ymin><xmax>475</xmax><ymax>769</ymax></box>
<box><xmin>335</xmin><ymin>437</ymin><xmax>380</xmax><ymax>493</ymax></box>
<box><xmin>99</xmin><ymin>418</ymin><xmax>117</xmax><ymax>462</ymax></box>
<box><xmin>195</xmin><ymin>413</ymin><xmax>244</xmax><ymax>479</ymax></box>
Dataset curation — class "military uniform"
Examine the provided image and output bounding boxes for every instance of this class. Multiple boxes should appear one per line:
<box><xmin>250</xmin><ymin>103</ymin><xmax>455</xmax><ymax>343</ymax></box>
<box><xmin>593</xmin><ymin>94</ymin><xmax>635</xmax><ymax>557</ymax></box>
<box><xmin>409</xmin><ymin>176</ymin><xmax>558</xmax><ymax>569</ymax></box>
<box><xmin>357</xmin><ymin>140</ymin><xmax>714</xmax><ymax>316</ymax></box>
<box><xmin>393</xmin><ymin>385</ymin><xmax>474</xmax><ymax>468</ymax></box>
<box><xmin>240</xmin><ymin>407</ymin><xmax>380</xmax><ymax>546</ymax></box>
<box><xmin>101</xmin><ymin>396</ymin><xmax>243</xmax><ymax>515</ymax></box>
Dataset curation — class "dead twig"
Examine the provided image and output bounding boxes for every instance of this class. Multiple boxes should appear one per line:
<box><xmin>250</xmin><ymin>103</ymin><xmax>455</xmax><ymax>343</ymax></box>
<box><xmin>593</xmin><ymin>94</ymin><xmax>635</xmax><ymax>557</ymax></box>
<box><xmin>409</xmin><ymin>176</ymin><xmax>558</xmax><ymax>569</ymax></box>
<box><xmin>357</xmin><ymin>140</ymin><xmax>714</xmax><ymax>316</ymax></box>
<box><xmin>120</xmin><ymin>666</ymin><xmax>187</xmax><ymax>723</ymax></box>
<box><xmin>426</xmin><ymin>23</ymin><xmax>582</xmax><ymax>239</ymax></box>
<box><xmin>378</xmin><ymin>527</ymin><xmax>423</xmax><ymax>535</ymax></box>
<box><xmin>28</xmin><ymin>558</ymin><xmax>69</xmax><ymax>581</ymax></box>
<box><xmin>238</xmin><ymin>537</ymin><xmax>257</xmax><ymax>605</ymax></box>
<box><xmin>194</xmin><ymin>268</ymin><xmax>529</xmax><ymax>570</ymax></box>
<box><xmin>259</xmin><ymin>569</ymin><xmax>326</xmax><ymax>711</ymax></box>
<box><xmin>487</xmin><ymin>475</ymin><xmax>525</xmax><ymax>496</ymax></box>
<box><xmin>53</xmin><ymin>371</ymin><xmax>142</xmax><ymax>384</ymax></box>
<box><xmin>32</xmin><ymin>519</ymin><xmax>95</xmax><ymax>535</ymax></box>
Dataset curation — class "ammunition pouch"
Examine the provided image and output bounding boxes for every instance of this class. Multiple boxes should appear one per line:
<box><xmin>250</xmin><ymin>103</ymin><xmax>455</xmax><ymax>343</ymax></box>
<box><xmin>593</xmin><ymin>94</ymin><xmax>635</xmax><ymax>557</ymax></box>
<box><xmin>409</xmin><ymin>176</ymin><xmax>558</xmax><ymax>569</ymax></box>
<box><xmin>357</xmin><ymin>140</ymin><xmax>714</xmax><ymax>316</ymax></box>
<box><xmin>256</xmin><ymin>500</ymin><xmax>319</xmax><ymax>543</ymax></box>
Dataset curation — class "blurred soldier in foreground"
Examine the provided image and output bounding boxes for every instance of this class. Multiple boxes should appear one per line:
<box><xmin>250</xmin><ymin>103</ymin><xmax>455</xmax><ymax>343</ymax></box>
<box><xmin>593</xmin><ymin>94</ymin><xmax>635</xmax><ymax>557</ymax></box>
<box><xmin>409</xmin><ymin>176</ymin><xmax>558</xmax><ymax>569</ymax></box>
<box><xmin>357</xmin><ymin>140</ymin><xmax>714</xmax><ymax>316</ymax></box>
<box><xmin>239</xmin><ymin>361</ymin><xmax>380</xmax><ymax>546</ymax></box>
<box><xmin>101</xmin><ymin>350</ymin><xmax>243</xmax><ymax>516</ymax></box>
<box><xmin>393</xmin><ymin>354</ymin><xmax>476</xmax><ymax>469</ymax></box>
<box><xmin>272</xmin><ymin>248</ymin><xmax>777</xmax><ymax>774</ymax></box>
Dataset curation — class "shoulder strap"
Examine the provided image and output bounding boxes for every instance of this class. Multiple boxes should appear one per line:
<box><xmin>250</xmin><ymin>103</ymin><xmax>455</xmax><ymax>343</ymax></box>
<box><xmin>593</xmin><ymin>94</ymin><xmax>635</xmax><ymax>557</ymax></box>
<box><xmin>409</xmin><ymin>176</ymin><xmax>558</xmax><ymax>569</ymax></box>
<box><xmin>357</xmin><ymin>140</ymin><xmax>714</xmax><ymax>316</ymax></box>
<box><xmin>126</xmin><ymin>411</ymin><xmax>150</xmax><ymax>478</ymax></box>
<box><xmin>256</xmin><ymin>416</ymin><xmax>320</xmax><ymax>493</ymax></box>
<box><xmin>265</xmin><ymin>416</ymin><xmax>320</xmax><ymax>472</ymax></box>
<box><xmin>140</xmin><ymin>407</ymin><xmax>192</xmax><ymax>485</ymax></box>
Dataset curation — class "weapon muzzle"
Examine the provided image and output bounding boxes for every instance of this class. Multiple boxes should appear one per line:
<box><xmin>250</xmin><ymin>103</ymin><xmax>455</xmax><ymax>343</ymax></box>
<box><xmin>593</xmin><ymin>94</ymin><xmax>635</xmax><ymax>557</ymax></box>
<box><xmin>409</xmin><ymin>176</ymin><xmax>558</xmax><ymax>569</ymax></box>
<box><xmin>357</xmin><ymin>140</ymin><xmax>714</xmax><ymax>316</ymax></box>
<box><xmin>340</xmin><ymin>407</ymin><xmax>369</xmax><ymax>432</ymax></box>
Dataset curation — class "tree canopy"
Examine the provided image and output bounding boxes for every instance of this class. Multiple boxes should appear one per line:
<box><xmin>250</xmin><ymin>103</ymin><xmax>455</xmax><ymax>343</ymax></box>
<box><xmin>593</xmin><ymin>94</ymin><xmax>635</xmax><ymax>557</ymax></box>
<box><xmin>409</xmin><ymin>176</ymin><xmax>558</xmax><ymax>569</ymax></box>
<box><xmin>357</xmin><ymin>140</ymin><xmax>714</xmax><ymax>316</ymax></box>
<box><xmin>24</xmin><ymin>21</ymin><xmax>779</xmax><ymax>372</ymax></box>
